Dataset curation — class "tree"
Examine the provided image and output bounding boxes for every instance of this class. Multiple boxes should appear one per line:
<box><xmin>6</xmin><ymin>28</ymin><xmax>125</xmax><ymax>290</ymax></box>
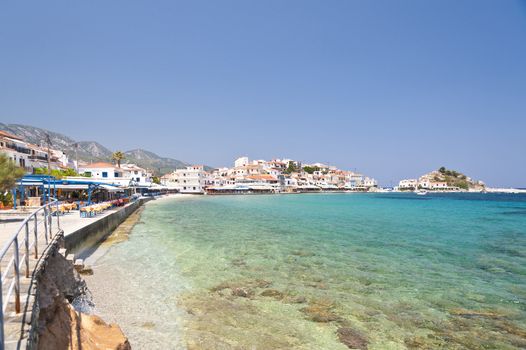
<box><xmin>0</xmin><ymin>153</ymin><xmax>25</xmax><ymax>193</ymax></box>
<box><xmin>284</xmin><ymin>161</ymin><xmax>300</xmax><ymax>174</ymax></box>
<box><xmin>303</xmin><ymin>166</ymin><xmax>320</xmax><ymax>174</ymax></box>
<box><xmin>438</xmin><ymin>167</ymin><xmax>446</xmax><ymax>174</ymax></box>
<box><xmin>152</xmin><ymin>176</ymin><xmax>161</xmax><ymax>184</ymax></box>
<box><xmin>112</xmin><ymin>151</ymin><xmax>125</xmax><ymax>168</ymax></box>
<box><xmin>33</xmin><ymin>167</ymin><xmax>79</xmax><ymax>179</ymax></box>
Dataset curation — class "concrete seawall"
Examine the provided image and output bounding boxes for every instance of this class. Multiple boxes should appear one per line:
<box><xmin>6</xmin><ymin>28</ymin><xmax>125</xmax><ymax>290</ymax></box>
<box><xmin>64</xmin><ymin>198</ymin><xmax>151</xmax><ymax>253</ymax></box>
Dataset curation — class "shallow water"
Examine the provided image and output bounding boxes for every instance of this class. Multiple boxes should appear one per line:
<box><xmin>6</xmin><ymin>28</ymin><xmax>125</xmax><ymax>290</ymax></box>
<box><xmin>85</xmin><ymin>193</ymin><xmax>526</xmax><ymax>349</ymax></box>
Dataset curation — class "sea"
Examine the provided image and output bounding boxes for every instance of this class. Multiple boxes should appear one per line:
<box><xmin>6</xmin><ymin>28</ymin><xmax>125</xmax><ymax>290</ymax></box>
<box><xmin>83</xmin><ymin>193</ymin><xmax>526</xmax><ymax>349</ymax></box>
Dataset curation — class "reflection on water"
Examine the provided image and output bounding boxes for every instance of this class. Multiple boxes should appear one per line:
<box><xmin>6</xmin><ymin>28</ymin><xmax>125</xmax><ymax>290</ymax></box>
<box><xmin>85</xmin><ymin>194</ymin><xmax>526</xmax><ymax>349</ymax></box>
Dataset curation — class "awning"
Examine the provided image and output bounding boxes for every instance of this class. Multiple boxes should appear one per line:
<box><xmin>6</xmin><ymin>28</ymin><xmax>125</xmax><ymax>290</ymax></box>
<box><xmin>99</xmin><ymin>184</ymin><xmax>125</xmax><ymax>192</ymax></box>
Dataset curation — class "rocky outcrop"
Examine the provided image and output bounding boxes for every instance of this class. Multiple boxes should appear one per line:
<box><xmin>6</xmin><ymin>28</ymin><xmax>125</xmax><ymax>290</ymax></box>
<box><xmin>36</xmin><ymin>250</ymin><xmax>130</xmax><ymax>350</ymax></box>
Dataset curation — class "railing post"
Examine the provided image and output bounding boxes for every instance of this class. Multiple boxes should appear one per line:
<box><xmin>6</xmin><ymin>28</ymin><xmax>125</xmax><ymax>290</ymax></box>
<box><xmin>56</xmin><ymin>201</ymin><xmax>61</xmax><ymax>230</ymax></box>
<box><xmin>25</xmin><ymin>222</ymin><xmax>30</xmax><ymax>279</ymax></box>
<box><xmin>48</xmin><ymin>208</ymin><xmax>53</xmax><ymax>238</ymax></box>
<box><xmin>43</xmin><ymin>207</ymin><xmax>49</xmax><ymax>244</ymax></box>
<box><xmin>0</xmin><ymin>264</ymin><xmax>4</xmax><ymax>346</ymax></box>
<box><xmin>13</xmin><ymin>238</ymin><xmax>21</xmax><ymax>314</ymax></box>
<box><xmin>33</xmin><ymin>215</ymin><xmax>38</xmax><ymax>259</ymax></box>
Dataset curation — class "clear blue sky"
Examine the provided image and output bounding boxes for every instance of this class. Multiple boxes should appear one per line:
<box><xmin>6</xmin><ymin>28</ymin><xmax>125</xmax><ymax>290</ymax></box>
<box><xmin>1</xmin><ymin>1</ymin><xmax>525</xmax><ymax>187</ymax></box>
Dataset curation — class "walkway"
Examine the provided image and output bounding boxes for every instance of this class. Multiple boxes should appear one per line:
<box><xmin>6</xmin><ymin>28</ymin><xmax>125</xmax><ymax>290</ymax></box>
<box><xmin>0</xmin><ymin>201</ymin><xmax>138</xmax><ymax>350</ymax></box>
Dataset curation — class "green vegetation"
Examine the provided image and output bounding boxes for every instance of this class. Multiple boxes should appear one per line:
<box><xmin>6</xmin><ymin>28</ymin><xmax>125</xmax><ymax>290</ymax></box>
<box><xmin>0</xmin><ymin>153</ymin><xmax>25</xmax><ymax>192</ymax></box>
<box><xmin>33</xmin><ymin>167</ymin><xmax>80</xmax><ymax>179</ymax></box>
<box><xmin>436</xmin><ymin>167</ymin><xmax>473</xmax><ymax>190</ymax></box>
<box><xmin>112</xmin><ymin>151</ymin><xmax>125</xmax><ymax>168</ymax></box>
<box><xmin>303</xmin><ymin>166</ymin><xmax>320</xmax><ymax>174</ymax></box>
<box><xmin>283</xmin><ymin>161</ymin><xmax>300</xmax><ymax>174</ymax></box>
<box><xmin>152</xmin><ymin>176</ymin><xmax>161</xmax><ymax>185</ymax></box>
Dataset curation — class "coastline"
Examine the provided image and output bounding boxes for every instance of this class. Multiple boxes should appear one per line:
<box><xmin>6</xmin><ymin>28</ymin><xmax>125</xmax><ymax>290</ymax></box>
<box><xmin>78</xmin><ymin>192</ymin><xmax>526</xmax><ymax>349</ymax></box>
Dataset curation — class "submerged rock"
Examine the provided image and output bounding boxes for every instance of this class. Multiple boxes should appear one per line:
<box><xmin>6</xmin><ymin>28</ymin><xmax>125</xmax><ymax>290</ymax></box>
<box><xmin>232</xmin><ymin>287</ymin><xmax>254</xmax><ymax>298</ymax></box>
<box><xmin>283</xmin><ymin>295</ymin><xmax>307</xmax><ymax>304</ymax></box>
<box><xmin>336</xmin><ymin>327</ymin><xmax>368</xmax><ymax>350</ymax></box>
<box><xmin>449</xmin><ymin>308</ymin><xmax>504</xmax><ymax>319</ymax></box>
<box><xmin>300</xmin><ymin>299</ymin><xmax>341</xmax><ymax>323</ymax></box>
<box><xmin>231</xmin><ymin>258</ymin><xmax>248</xmax><ymax>268</ymax></box>
<box><xmin>291</xmin><ymin>250</ymin><xmax>315</xmax><ymax>257</ymax></box>
<box><xmin>254</xmin><ymin>279</ymin><xmax>272</xmax><ymax>288</ymax></box>
<box><xmin>259</xmin><ymin>289</ymin><xmax>284</xmax><ymax>300</ymax></box>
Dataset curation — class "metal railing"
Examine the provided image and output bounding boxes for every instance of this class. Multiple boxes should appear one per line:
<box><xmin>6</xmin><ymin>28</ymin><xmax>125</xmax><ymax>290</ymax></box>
<box><xmin>0</xmin><ymin>198</ymin><xmax>61</xmax><ymax>346</ymax></box>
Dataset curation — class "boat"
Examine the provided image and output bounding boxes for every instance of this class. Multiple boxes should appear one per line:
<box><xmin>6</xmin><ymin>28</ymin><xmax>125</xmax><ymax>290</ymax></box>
<box><xmin>416</xmin><ymin>190</ymin><xmax>428</xmax><ymax>196</ymax></box>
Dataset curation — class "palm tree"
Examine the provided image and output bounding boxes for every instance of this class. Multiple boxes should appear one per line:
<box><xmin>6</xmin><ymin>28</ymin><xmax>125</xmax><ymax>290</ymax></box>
<box><xmin>0</xmin><ymin>153</ymin><xmax>25</xmax><ymax>193</ymax></box>
<box><xmin>112</xmin><ymin>151</ymin><xmax>125</xmax><ymax>168</ymax></box>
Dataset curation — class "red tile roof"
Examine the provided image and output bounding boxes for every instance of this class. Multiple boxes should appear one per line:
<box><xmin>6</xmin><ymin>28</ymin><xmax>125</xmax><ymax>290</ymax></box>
<box><xmin>0</xmin><ymin>130</ymin><xmax>23</xmax><ymax>141</ymax></box>
<box><xmin>80</xmin><ymin>162</ymin><xmax>116</xmax><ymax>169</ymax></box>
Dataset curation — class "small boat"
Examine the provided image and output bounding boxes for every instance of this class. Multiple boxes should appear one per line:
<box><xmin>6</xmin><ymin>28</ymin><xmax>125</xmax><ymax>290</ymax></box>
<box><xmin>416</xmin><ymin>190</ymin><xmax>428</xmax><ymax>196</ymax></box>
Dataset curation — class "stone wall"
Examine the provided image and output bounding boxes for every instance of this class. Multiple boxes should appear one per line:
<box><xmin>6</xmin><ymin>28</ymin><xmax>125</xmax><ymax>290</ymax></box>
<box><xmin>64</xmin><ymin>198</ymin><xmax>151</xmax><ymax>253</ymax></box>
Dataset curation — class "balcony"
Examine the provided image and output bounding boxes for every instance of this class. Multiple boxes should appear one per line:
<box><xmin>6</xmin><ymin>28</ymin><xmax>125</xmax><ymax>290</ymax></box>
<box><xmin>4</xmin><ymin>143</ymin><xmax>31</xmax><ymax>155</ymax></box>
<box><xmin>29</xmin><ymin>155</ymin><xmax>49</xmax><ymax>161</ymax></box>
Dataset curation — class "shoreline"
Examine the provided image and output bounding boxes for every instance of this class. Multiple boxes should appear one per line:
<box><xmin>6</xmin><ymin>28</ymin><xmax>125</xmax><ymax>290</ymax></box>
<box><xmin>79</xmin><ymin>192</ymin><xmax>526</xmax><ymax>349</ymax></box>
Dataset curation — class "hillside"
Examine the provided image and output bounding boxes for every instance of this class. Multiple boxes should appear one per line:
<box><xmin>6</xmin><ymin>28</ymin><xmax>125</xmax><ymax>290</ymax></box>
<box><xmin>0</xmin><ymin>123</ymin><xmax>193</xmax><ymax>174</ymax></box>
<box><xmin>423</xmin><ymin>167</ymin><xmax>485</xmax><ymax>190</ymax></box>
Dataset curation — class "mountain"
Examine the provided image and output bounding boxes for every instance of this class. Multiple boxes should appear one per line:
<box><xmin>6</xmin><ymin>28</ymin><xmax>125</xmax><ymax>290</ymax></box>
<box><xmin>124</xmin><ymin>149</ymin><xmax>189</xmax><ymax>174</ymax></box>
<box><xmin>0</xmin><ymin>123</ymin><xmax>194</xmax><ymax>174</ymax></box>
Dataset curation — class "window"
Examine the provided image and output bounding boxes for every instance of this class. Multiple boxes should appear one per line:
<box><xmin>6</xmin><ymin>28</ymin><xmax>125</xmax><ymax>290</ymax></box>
<box><xmin>102</xmin><ymin>172</ymin><xmax>108</xmax><ymax>178</ymax></box>
<box><xmin>114</xmin><ymin>172</ymin><xmax>121</xmax><ymax>178</ymax></box>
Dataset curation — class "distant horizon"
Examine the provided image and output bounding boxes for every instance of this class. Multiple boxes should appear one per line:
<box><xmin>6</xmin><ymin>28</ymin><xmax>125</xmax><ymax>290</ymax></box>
<box><xmin>1</xmin><ymin>1</ymin><xmax>525</xmax><ymax>187</ymax></box>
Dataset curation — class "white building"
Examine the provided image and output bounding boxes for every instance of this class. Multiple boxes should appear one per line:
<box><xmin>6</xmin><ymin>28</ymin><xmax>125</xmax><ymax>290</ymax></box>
<box><xmin>120</xmin><ymin>163</ymin><xmax>152</xmax><ymax>186</ymax></box>
<box><xmin>0</xmin><ymin>130</ymin><xmax>67</xmax><ymax>172</ymax></box>
<box><xmin>166</xmin><ymin>165</ymin><xmax>208</xmax><ymax>194</ymax></box>
<box><xmin>398</xmin><ymin>179</ymin><xmax>418</xmax><ymax>190</ymax></box>
<box><xmin>234</xmin><ymin>156</ymin><xmax>249</xmax><ymax>168</ymax></box>
<box><xmin>78</xmin><ymin>162</ymin><xmax>128</xmax><ymax>185</ymax></box>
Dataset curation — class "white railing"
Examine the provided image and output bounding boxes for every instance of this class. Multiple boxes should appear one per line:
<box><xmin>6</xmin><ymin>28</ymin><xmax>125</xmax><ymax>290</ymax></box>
<box><xmin>0</xmin><ymin>198</ymin><xmax>62</xmax><ymax>347</ymax></box>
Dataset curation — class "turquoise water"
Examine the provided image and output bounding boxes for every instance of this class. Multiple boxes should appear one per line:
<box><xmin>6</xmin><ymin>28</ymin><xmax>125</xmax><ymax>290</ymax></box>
<box><xmin>87</xmin><ymin>193</ymin><xmax>526</xmax><ymax>349</ymax></box>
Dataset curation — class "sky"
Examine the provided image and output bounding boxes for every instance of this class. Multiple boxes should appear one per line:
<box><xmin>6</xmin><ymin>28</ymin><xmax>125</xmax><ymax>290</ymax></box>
<box><xmin>1</xmin><ymin>1</ymin><xmax>525</xmax><ymax>187</ymax></box>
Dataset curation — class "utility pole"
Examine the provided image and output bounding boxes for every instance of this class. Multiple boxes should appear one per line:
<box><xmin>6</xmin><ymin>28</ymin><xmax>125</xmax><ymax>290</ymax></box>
<box><xmin>45</xmin><ymin>133</ymin><xmax>52</xmax><ymax>175</ymax></box>
<box><xmin>72</xmin><ymin>142</ymin><xmax>79</xmax><ymax>171</ymax></box>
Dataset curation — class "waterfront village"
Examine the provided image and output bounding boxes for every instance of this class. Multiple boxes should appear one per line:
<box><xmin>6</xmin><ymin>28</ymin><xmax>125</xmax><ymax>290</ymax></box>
<box><xmin>0</xmin><ymin>129</ymin><xmax>510</xmax><ymax>208</ymax></box>
<box><xmin>0</xmin><ymin>129</ymin><xmax>522</xmax><ymax>349</ymax></box>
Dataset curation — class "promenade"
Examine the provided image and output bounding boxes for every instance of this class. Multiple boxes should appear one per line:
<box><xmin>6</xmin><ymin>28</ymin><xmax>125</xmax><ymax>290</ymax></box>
<box><xmin>0</xmin><ymin>200</ymin><xmax>143</xmax><ymax>349</ymax></box>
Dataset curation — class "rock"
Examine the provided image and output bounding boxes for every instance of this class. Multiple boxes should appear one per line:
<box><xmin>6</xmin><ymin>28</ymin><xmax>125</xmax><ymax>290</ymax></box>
<box><xmin>254</xmin><ymin>279</ymin><xmax>272</xmax><ymax>288</ymax></box>
<box><xmin>300</xmin><ymin>299</ymin><xmax>341</xmax><ymax>323</ymax></box>
<box><xmin>37</xmin><ymin>251</ymin><xmax>130</xmax><ymax>350</ymax></box>
<box><xmin>291</xmin><ymin>250</ymin><xmax>315</xmax><ymax>257</ymax></box>
<box><xmin>284</xmin><ymin>295</ymin><xmax>307</xmax><ymax>304</ymax></box>
<box><xmin>449</xmin><ymin>308</ymin><xmax>504</xmax><ymax>319</ymax></box>
<box><xmin>210</xmin><ymin>282</ymin><xmax>233</xmax><ymax>292</ymax></box>
<box><xmin>78</xmin><ymin>266</ymin><xmax>94</xmax><ymax>276</ymax></box>
<box><xmin>336</xmin><ymin>327</ymin><xmax>368</xmax><ymax>350</ymax></box>
<box><xmin>231</xmin><ymin>258</ymin><xmax>247</xmax><ymax>267</ymax></box>
<box><xmin>38</xmin><ymin>302</ymin><xmax>131</xmax><ymax>350</ymax></box>
<box><xmin>232</xmin><ymin>287</ymin><xmax>253</xmax><ymax>298</ymax></box>
<box><xmin>306</xmin><ymin>282</ymin><xmax>327</xmax><ymax>289</ymax></box>
<box><xmin>259</xmin><ymin>289</ymin><xmax>284</xmax><ymax>300</ymax></box>
<box><xmin>210</xmin><ymin>279</ymin><xmax>272</xmax><ymax>293</ymax></box>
